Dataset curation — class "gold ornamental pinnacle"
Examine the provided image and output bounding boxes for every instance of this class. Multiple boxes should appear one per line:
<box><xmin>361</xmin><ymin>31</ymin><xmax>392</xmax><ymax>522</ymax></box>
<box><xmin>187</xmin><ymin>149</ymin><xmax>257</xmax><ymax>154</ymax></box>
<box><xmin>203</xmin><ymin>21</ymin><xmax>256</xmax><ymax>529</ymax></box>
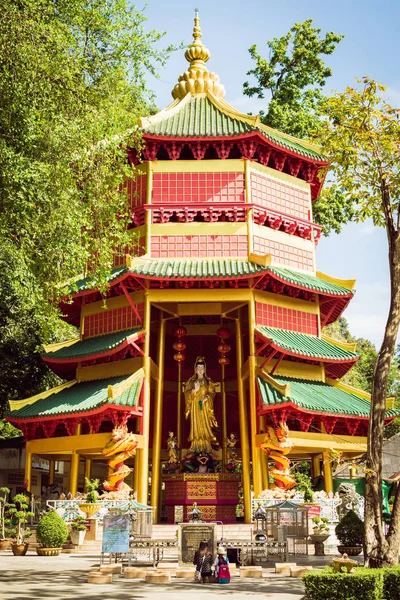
<box><xmin>171</xmin><ymin>9</ymin><xmax>225</xmax><ymax>100</ymax></box>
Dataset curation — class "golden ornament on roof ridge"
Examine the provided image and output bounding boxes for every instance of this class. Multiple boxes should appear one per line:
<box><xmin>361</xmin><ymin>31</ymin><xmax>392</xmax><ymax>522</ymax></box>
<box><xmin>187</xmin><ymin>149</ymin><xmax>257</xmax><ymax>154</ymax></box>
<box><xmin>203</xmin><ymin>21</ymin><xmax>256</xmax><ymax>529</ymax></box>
<box><xmin>172</xmin><ymin>9</ymin><xmax>225</xmax><ymax>100</ymax></box>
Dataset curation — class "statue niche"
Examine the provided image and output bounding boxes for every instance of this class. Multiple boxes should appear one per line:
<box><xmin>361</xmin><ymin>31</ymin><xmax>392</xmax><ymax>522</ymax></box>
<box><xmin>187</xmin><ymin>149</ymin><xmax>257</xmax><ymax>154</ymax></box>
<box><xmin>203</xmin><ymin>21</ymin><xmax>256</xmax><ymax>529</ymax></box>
<box><xmin>184</xmin><ymin>357</ymin><xmax>219</xmax><ymax>456</ymax></box>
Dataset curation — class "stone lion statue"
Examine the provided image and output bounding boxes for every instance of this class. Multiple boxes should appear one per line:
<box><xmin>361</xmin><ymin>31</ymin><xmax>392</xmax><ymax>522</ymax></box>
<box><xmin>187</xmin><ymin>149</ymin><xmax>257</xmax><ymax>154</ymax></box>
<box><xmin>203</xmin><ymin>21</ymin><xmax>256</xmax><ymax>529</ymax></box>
<box><xmin>336</xmin><ymin>483</ymin><xmax>361</xmax><ymax>520</ymax></box>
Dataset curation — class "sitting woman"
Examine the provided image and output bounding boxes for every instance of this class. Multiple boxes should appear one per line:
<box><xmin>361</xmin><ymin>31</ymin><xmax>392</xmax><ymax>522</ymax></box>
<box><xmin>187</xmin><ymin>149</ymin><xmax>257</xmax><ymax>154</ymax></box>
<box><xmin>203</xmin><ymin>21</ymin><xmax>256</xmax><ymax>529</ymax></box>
<box><xmin>196</xmin><ymin>544</ymin><xmax>213</xmax><ymax>583</ymax></box>
<box><xmin>214</xmin><ymin>546</ymin><xmax>230</xmax><ymax>584</ymax></box>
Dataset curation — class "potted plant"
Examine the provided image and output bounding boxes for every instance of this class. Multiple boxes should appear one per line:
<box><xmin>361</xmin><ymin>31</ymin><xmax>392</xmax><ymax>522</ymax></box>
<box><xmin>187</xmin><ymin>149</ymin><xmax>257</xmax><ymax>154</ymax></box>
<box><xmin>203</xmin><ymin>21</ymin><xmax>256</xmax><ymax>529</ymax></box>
<box><xmin>5</xmin><ymin>493</ymin><xmax>33</xmax><ymax>555</ymax></box>
<box><xmin>311</xmin><ymin>516</ymin><xmax>329</xmax><ymax>534</ymax></box>
<box><xmin>70</xmin><ymin>516</ymin><xmax>87</xmax><ymax>545</ymax></box>
<box><xmin>335</xmin><ymin>509</ymin><xmax>364</xmax><ymax>556</ymax></box>
<box><xmin>0</xmin><ymin>487</ymin><xmax>10</xmax><ymax>550</ymax></box>
<box><xmin>36</xmin><ymin>509</ymin><xmax>69</xmax><ymax>556</ymax></box>
<box><xmin>79</xmin><ymin>478</ymin><xmax>101</xmax><ymax>519</ymax></box>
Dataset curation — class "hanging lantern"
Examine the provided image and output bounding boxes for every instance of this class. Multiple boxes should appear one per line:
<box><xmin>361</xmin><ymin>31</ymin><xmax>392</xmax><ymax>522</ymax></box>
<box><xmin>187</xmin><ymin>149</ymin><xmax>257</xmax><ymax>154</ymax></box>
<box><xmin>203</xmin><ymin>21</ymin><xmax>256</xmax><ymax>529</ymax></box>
<box><xmin>173</xmin><ymin>324</ymin><xmax>187</xmax><ymax>363</ymax></box>
<box><xmin>216</xmin><ymin>326</ymin><xmax>231</xmax><ymax>366</ymax></box>
<box><xmin>173</xmin><ymin>341</ymin><xmax>186</xmax><ymax>352</ymax></box>
<box><xmin>173</xmin><ymin>326</ymin><xmax>187</xmax><ymax>338</ymax></box>
<box><xmin>217</xmin><ymin>343</ymin><xmax>231</xmax><ymax>354</ymax></box>
<box><xmin>216</xmin><ymin>327</ymin><xmax>231</xmax><ymax>340</ymax></box>
<box><xmin>218</xmin><ymin>356</ymin><xmax>230</xmax><ymax>366</ymax></box>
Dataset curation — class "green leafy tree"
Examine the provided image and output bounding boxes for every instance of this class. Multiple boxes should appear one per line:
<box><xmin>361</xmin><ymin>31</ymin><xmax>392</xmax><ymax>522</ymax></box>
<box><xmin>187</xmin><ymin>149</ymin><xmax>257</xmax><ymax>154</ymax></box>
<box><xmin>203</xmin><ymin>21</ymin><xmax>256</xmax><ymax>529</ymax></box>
<box><xmin>320</xmin><ymin>78</ymin><xmax>400</xmax><ymax>567</ymax></box>
<box><xmin>0</xmin><ymin>1</ymin><xmax>172</xmax><ymax>412</ymax></box>
<box><xmin>243</xmin><ymin>20</ymin><xmax>343</xmax><ymax>139</ymax></box>
<box><xmin>242</xmin><ymin>20</ymin><xmax>353</xmax><ymax>235</ymax></box>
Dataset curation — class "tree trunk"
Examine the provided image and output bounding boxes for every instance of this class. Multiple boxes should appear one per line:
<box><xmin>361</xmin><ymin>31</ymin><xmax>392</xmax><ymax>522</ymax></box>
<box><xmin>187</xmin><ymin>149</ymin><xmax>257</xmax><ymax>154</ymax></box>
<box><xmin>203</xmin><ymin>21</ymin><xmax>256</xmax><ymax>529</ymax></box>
<box><xmin>365</xmin><ymin>232</ymin><xmax>400</xmax><ymax>567</ymax></box>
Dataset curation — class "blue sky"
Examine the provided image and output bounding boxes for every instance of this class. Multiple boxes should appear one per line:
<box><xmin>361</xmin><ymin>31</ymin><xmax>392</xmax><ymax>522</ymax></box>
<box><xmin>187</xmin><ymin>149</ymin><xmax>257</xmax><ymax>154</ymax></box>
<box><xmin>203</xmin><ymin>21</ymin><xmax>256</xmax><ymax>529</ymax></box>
<box><xmin>142</xmin><ymin>0</ymin><xmax>400</xmax><ymax>347</ymax></box>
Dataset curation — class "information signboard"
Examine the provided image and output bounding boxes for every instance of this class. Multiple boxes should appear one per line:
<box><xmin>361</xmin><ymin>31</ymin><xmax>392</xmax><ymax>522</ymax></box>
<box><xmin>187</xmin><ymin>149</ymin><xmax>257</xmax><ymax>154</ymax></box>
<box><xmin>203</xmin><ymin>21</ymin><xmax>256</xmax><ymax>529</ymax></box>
<box><xmin>178</xmin><ymin>523</ymin><xmax>216</xmax><ymax>564</ymax></box>
<box><xmin>101</xmin><ymin>514</ymin><xmax>130</xmax><ymax>554</ymax></box>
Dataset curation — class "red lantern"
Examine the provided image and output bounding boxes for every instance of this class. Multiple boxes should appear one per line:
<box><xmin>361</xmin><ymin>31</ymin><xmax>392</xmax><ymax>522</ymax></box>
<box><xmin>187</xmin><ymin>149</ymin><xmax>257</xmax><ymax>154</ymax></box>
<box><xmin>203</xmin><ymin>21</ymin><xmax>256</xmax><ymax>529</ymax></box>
<box><xmin>217</xmin><ymin>343</ymin><xmax>231</xmax><ymax>354</ymax></box>
<box><xmin>216</xmin><ymin>327</ymin><xmax>231</xmax><ymax>340</ymax></box>
<box><xmin>173</xmin><ymin>341</ymin><xmax>186</xmax><ymax>352</ymax></box>
<box><xmin>174</xmin><ymin>352</ymin><xmax>185</xmax><ymax>363</ymax></box>
<box><xmin>173</xmin><ymin>326</ymin><xmax>187</xmax><ymax>338</ymax></box>
<box><xmin>219</xmin><ymin>356</ymin><xmax>230</xmax><ymax>365</ymax></box>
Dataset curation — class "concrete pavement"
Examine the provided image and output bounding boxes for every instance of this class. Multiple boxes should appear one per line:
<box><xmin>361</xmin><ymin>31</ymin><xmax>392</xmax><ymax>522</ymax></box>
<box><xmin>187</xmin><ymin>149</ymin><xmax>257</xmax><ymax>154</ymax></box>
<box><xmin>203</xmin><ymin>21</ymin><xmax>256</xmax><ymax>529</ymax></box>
<box><xmin>0</xmin><ymin>552</ymin><xmax>313</xmax><ymax>600</ymax></box>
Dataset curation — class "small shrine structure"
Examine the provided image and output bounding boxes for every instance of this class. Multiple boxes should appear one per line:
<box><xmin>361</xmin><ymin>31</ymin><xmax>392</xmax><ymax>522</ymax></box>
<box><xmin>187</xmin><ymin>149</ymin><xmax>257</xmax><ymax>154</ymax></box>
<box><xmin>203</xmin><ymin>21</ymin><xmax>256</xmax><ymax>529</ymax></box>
<box><xmin>5</xmin><ymin>12</ymin><xmax>397</xmax><ymax>523</ymax></box>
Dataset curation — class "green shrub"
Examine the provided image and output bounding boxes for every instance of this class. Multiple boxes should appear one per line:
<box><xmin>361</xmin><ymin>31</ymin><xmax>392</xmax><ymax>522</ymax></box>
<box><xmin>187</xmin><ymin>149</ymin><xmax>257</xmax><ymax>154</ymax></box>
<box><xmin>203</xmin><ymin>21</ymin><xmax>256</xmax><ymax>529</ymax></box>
<box><xmin>303</xmin><ymin>568</ymin><xmax>383</xmax><ymax>600</ymax></box>
<box><xmin>383</xmin><ymin>566</ymin><xmax>400</xmax><ymax>600</ymax></box>
<box><xmin>71</xmin><ymin>516</ymin><xmax>87</xmax><ymax>532</ymax></box>
<box><xmin>335</xmin><ymin>510</ymin><xmax>364</xmax><ymax>546</ymax></box>
<box><xmin>36</xmin><ymin>510</ymin><xmax>68</xmax><ymax>548</ymax></box>
<box><xmin>84</xmin><ymin>478</ymin><xmax>99</xmax><ymax>503</ymax></box>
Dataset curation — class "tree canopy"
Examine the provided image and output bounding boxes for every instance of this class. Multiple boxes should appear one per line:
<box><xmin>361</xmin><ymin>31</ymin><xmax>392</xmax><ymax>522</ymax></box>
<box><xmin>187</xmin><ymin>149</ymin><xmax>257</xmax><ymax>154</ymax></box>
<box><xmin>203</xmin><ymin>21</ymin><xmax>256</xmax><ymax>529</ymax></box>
<box><xmin>320</xmin><ymin>77</ymin><xmax>400</xmax><ymax>567</ymax></box>
<box><xmin>243</xmin><ymin>19</ymin><xmax>343</xmax><ymax>139</ymax></box>
<box><xmin>0</xmin><ymin>0</ymin><xmax>172</xmax><ymax>412</ymax></box>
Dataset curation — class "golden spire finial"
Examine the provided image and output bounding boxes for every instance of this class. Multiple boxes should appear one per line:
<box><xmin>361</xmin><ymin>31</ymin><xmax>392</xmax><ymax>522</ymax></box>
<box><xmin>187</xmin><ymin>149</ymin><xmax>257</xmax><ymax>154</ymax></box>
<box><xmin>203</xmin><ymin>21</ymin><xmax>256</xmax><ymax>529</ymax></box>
<box><xmin>172</xmin><ymin>9</ymin><xmax>225</xmax><ymax>100</ymax></box>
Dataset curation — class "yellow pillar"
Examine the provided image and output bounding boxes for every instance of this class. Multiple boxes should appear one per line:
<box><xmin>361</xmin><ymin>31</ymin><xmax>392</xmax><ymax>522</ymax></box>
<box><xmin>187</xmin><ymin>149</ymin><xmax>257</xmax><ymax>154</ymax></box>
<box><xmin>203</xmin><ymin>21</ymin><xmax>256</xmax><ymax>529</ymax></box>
<box><xmin>133</xmin><ymin>450</ymin><xmax>140</xmax><ymax>494</ymax></box>
<box><xmin>24</xmin><ymin>442</ymin><xmax>33</xmax><ymax>493</ymax></box>
<box><xmin>248</xmin><ymin>300</ymin><xmax>262</xmax><ymax>497</ymax></box>
<box><xmin>138</xmin><ymin>288</ymin><xmax>151</xmax><ymax>505</ymax></box>
<box><xmin>259</xmin><ymin>416</ymin><xmax>269</xmax><ymax>490</ymax></box>
<box><xmin>221</xmin><ymin>362</ymin><xmax>227</xmax><ymax>467</ymax></box>
<box><xmin>49</xmin><ymin>460</ymin><xmax>55</xmax><ymax>485</ymax></box>
<box><xmin>150</xmin><ymin>315</ymin><xmax>166</xmax><ymax>522</ymax></box>
<box><xmin>312</xmin><ymin>455</ymin><xmax>321</xmax><ymax>478</ymax></box>
<box><xmin>69</xmin><ymin>452</ymin><xmax>80</xmax><ymax>496</ymax></box>
<box><xmin>84</xmin><ymin>459</ymin><xmax>92</xmax><ymax>485</ymax></box>
<box><xmin>349</xmin><ymin>466</ymin><xmax>356</xmax><ymax>479</ymax></box>
<box><xmin>235</xmin><ymin>318</ymin><xmax>252</xmax><ymax>523</ymax></box>
<box><xmin>322</xmin><ymin>452</ymin><xmax>333</xmax><ymax>495</ymax></box>
<box><xmin>176</xmin><ymin>359</ymin><xmax>182</xmax><ymax>448</ymax></box>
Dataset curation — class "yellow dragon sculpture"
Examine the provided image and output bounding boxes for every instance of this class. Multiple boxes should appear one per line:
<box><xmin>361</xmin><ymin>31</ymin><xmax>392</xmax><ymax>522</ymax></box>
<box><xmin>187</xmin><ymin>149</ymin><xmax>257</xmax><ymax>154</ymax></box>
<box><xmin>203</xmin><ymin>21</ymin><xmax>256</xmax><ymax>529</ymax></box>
<box><xmin>102</xmin><ymin>427</ymin><xmax>138</xmax><ymax>493</ymax></box>
<box><xmin>260</xmin><ymin>421</ymin><xmax>296</xmax><ymax>490</ymax></box>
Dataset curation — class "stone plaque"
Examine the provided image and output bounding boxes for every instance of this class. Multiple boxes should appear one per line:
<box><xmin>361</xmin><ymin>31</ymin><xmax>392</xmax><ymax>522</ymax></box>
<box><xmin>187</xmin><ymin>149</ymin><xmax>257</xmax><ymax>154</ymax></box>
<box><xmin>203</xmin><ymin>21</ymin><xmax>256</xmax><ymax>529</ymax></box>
<box><xmin>178</xmin><ymin>522</ymin><xmax>217</xmax><ymax>564</ymax></box>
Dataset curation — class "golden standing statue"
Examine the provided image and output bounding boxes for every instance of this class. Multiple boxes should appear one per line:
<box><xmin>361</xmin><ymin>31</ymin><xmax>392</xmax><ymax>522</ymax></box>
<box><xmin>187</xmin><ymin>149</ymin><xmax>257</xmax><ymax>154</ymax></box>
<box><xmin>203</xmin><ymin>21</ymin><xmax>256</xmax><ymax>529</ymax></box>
<box><xmin>184</xmin><ymin>357</ymin><xmax>218</xmax><ymax>454</ymax></box>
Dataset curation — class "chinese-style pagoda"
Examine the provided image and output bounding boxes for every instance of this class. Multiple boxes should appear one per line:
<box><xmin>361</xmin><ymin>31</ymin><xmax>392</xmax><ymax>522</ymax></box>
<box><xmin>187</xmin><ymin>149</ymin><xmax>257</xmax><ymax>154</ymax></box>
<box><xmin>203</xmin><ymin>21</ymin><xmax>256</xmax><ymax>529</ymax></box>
<box><xmin>6</xmin><ymin>12</ymin><xmax>397</xmax><ymax>523</ymax></box>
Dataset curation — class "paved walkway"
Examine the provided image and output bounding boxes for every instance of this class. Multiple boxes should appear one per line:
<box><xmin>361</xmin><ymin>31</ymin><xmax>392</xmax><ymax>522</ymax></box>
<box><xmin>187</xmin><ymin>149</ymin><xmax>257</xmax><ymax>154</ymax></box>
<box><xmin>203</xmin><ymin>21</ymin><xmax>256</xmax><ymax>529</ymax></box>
<box><xmin>0</xmin><ymin>552</ymin><xmax>335</xmax><ymax>600</ymax></box>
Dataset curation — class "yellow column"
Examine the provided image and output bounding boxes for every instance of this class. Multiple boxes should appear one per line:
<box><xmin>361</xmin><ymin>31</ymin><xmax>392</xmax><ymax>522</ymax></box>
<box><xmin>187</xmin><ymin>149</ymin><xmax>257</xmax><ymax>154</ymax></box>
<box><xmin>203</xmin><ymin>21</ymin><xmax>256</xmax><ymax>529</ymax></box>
<box><xmin>138</xmin><ymin>288</ymin><xmax>151</xmax><ymax>505</ymax></box>
<box><xmin>150</xmin><ymin>315</ymin><xmax>166</xmax><ymax>522</ymax></box>
<box><xmin>259</xmin><ymin>416</ymin><xmax>269</xmax><ymax>490</ymax></box>
<box><xmin>49</xmin><ymin>460</ymin><xmax>55</xmax><ymax>485</ymax></box>
<box><xmin>312</xmin><ymin>455</ymin><xmax>321</xmax><ymax>478</ymax></box>
<box><xmin>176</xmin><ymin>358</ymin><xmax>182</xmax><ymax>448</ymax></box>
<box><xmin>322</xmin><ymin>452</ymin><xmax>333</xmax><ymax>495</ymax></box>
<box><xmin>69</xmin><ymin>452</ymin><xmax>80</xmax><ymax>496</ymax></box>
<box><xmin>235</xmin><ymin>318</ymin><xmax>252</xmax><ymax>523</ymax></box>
<box><xmin>349</xmin><ymin>466</ymin><xmax>356</xmax><ymax>479</ymax></box>
<box><xmin>24</xmin><ymin>442</ymin><xmax>33</xmax><ymax>493</ymax></box>
<box><xmin>84</xmin><ymin>459</ymin><xmax>92</xmax><ymax>485</ymax></box>
<box><xmin>221</xmin><ymin>362</ymin><xmax>227</xmax><ymax>467</ymax></box>
<box><xmin>248</xmin><ymin>300</ymin><xmax>262</xmax><ymax>497</ymax></box>
<box><xmin>133</xmin><ymin>450</ymin><xmax>140</xmax><ymax>494</ymax></box>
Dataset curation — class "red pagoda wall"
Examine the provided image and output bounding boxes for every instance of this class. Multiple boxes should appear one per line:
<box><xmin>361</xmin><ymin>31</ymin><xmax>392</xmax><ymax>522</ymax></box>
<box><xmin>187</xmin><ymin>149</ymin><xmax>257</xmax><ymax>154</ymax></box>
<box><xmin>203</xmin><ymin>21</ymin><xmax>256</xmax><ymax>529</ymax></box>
<box><xmin>255</xmin><ymin>302</ymin><xmax>318</xmax><ymax>335</ymax></box>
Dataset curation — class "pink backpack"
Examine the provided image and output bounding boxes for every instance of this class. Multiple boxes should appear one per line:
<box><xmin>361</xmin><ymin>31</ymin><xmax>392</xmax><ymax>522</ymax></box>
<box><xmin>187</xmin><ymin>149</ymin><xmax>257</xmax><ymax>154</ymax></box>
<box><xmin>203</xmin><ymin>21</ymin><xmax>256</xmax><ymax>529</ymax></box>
<box><xmin>218</xmin><ymin>561</ymin><xmax>230</xmax><ymax>583</ymax></box>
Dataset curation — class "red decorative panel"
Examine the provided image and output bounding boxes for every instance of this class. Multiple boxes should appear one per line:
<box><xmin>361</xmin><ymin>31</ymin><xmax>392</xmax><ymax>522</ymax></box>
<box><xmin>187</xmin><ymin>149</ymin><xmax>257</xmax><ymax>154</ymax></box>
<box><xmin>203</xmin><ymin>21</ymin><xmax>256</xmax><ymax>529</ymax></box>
<box><xmin>152</xmin><ymin>172</ymin><xmax>245</xmax><ymax>204</ymax></box>
<box><xmin>113</xmin><ymin>238</ymin><xmax>146</xmax><ymax>267</ymax></box>
<box><xmin>251</xmin><ymin>172</ymin><xmax>310</xmax><ymax>220</ymax></box>
<box><xmin>151</xmin><ymin>235</ymin><xmax>248</xmax><ymax>258</ymax></box>
<box><xmin>83</xmin><ymin>304</ymin><xmax>144</xmax><ymax>338</ymax></box>
<box><xmin>253</xmin><ymin>235</ymin><xmax>314</xmax><ymax>271</ymax></box>
<box><xmin>255</xmin><ymin>302</ymin><xmax>318</xmax><ymax>335</ymax></box>
<box><xmin>126</xmin><ymin>175</ymin><xmax>147</xmax><ymax>208</ymax></box>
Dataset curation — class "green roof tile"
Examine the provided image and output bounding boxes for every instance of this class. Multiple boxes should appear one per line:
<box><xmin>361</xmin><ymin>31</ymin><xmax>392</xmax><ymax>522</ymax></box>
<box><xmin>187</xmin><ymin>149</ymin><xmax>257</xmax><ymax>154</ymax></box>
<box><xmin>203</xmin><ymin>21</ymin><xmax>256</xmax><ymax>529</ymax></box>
<box><xmin>7</xmin><ymin>376</ymin><xmax>143</xmax><ymax>421</ymax></box>
<box><xmin>257</xmin><ymin>326</ymin><xmax>359</xmax><ymax>361</ymax></box>
<box><xmin>257</xmin><ymin>375</ymin><xmax>398</xmax><ymax>418</ymax></box>
<box><xmin>43</xmin><ymin>328</ymin><xmax>142</xmax><ymax>361</ymax></box>
<box><xmin>129</xmin><ymin>258</ymin><xmax>262</xmax><ymax>278</ymax></box>
<box><xmin>269</xmin><ymin>267</ymin><xmax>353</xmax><ymax>296</ymax></box>
<box><xmin>67</xmin><ymin>260</ymin><xmax>354</xmax><ymax>298</ymax></box>
<box><xmin>142</xmin><ymin>95</ymin><xmax>325</xmax><ymax>161</ymax></box>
